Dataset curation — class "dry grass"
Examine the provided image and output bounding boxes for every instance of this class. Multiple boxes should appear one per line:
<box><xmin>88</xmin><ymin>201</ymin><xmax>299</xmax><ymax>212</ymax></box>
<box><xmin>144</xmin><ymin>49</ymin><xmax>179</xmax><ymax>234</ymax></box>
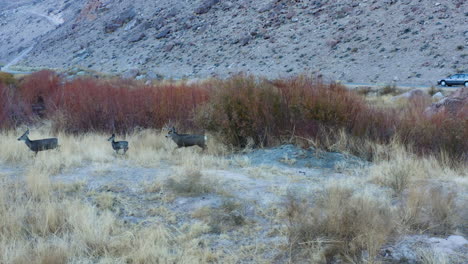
<box><xmin>417</xmin><ymin>248</ymin><xmax>450</xmax><ymax>264</ymax></box>
<box><xmin>0</xmin><ymin>128</ymin><xmax>245</xmax><ymax>262</ymax></box>
<box><xmin>0</xmin><ymin>175</ymin><xmax>232</xmax><ymax>264</ymax></box>
<box><xmin>400</xmin><ymin>186</ymin><xmax>457</xmax><ymax>235</ymax></box>
<box><xmin>282</xmin><ymin>134</ymin><xmax>466</xmax><ymax>262</ymax></box>
<box><xmin>192</xmin><ymin>199</ymin><xmax>247</xmax><ymax>234</ymax></box>
<box><xmin>284</xmin><ymin>184</ymin><xmax>395</xmax><ymax>263</ymax></box>
<box><xmin>0</xmin><ymin>133</ymin><xmax>465</xmax><ymax>263</ymax></box>
<box><xmin>0</xmin><ymin>127</ymin><xmax>230</xmax><ymax>174</ymax></box>
<box><xmin>165</xmin><ymin>168</ymin><xmax>219</xmax><ymax>197</ymax></box>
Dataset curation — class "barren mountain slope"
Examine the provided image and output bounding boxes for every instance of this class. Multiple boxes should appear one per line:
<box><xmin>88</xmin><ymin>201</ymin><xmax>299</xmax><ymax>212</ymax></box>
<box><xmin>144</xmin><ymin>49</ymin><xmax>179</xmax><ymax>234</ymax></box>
<box><xmin>1</xmin><ymin>0</ymin><xmax>467</xmax><ymax>84</ymax></box>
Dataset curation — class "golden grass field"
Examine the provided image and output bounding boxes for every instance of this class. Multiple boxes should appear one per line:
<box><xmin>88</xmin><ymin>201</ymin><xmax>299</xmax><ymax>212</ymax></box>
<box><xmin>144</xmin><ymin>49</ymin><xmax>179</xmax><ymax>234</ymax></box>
<box><xmin>0</xmin><ymin>122</ymin><xmax>466</xmax><ymax>263</ymax></box>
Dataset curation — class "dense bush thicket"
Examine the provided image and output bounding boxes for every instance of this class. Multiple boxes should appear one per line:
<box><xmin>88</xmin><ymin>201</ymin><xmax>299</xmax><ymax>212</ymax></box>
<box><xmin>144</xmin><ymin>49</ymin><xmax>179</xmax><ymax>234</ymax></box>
<box><xmin>1</xmin><ymin>70</ymin><xmax>466</xmax><ymax>161</ymax></box>
<box><xmin>1</xmin><ymin>70</ymin><xmax>210</xmax><ymax>132</ymax></box>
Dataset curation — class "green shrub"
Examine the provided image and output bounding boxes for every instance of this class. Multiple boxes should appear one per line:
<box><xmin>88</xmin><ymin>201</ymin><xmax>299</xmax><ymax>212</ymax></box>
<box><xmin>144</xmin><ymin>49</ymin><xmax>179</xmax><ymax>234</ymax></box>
<box><xmin>0</xmin><ymin>72</ymin><xmax>16</xmax><ymax>86</ymax></box>
<box><xmin>380</xmin><ymin>84</ymin><xmax>398</xmax><ymax>95</ymax></box>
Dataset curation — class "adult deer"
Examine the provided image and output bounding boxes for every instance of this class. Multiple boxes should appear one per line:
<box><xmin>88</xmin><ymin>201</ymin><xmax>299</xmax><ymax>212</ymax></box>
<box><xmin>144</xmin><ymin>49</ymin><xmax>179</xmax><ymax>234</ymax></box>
<box><xmin>166</xmin><ymin>127</ymin><xmax>207</xmax><ymax>150</ymax></box>
<box><xmin>17</xmin><ymin>129</ymin><xmax>58</xmax><ymax>156</ymax></box>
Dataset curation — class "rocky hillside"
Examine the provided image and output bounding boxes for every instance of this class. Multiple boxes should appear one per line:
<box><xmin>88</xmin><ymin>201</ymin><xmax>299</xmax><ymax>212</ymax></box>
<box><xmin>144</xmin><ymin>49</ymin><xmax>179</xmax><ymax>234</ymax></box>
<box><xmin>0</xmin><ymin>0</ymin><xmax>467</xmax><ymax>84</ymax></box>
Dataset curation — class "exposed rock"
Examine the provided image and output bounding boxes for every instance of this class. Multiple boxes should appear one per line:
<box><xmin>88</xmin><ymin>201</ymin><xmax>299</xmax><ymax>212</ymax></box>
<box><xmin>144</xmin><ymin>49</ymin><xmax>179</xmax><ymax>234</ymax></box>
<box><xmin>194</xmin><ymin>0</ymin><xmax>220</xmax><ymax>15</ymax></box>
<box><xmin>122</xmin><ymin>68</ymin><xmax>139</xmax><ymax>79</ymax></box>
<box><xmin>221</xmin><ymin>1</ymin><xmax>234</xmax><ymax>11</ymax></box>
<box><xmin>104</xmin><ymin>23</ymin><xmax>121</xmax><ymax>33</ymax></box>
<box><xmin>127</xmin><ymin>32</ymin><xmax>146</xmax><ymax>43</ymax></box>
<box><xmin>425</xmin><ymin>87</ymin><xmax>468</xmax><ymax>118</ymax></box>
<box><xmin>432</xmin><ymin>91</ymin><xmax>444</xmax><ymax>100</ymax></box>
<box><xmin>232</xmin><ymin>35</ymin><xmax>251</xmax><ymax>46</ymax></box>
<box><xmin>164</xmin><ymin>43</ymin><xmax>175</xmax><ymax>52</ymax></box>
<box><xmin>393</xmin><ymin>89</ymin><xmax>430</xmax><ymax>101</ymax></box>
<box><xmin>239</xmin><ymin>36</ymin><xmax>251</xmax><ymax>46</ymax></box>
<box><xmin>165</xmin><ymin>8</ymin><xmax>179</xmax><ymax>19</ymax></box>
<box><xmin>135</xmin><ymin>75</ymin><xmax>145</xmax><ymax>81</ymax></box>
<box><xmin>104</xmin><ymin>8</ymin><xmax>136</xmax><ymax>33</ymax></box>
<box><xmin>258</xmin><ymin>2</ymin><xmax>275</xmax><ymax>13</ymax></box>
<box><xmin>115</xmin><ymin>8</ymin><xmax>137</xmax><ymax>25</ymax></box>
<box><xmin>146</xmin><ymin>71</ymin><xmax>164</xmax><ymax>81</ymax></box>
<box><xmin>155</xmin><ymin>28</ymin><xmax>171</xmax><ymax>39</ymax></box>
<box><xmin>383</xmin><ymin>0</ymin><xmax>398</xmax><ymax>5</ymax></box>
<box><xmin>149</xmin><ymin>17</ymin><xmax>166</xmax><ymax>30</ymax></box>
<box><xmin>139</xmin><ymin>20</ymin><xmax>153</xmax><ymax>30</ymax></box>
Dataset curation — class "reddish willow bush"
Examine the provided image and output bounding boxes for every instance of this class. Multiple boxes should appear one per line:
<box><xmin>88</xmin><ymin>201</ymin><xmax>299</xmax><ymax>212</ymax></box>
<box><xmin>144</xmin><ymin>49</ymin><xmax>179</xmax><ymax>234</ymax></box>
<box><xmin>0</xmin><ymin>82</ymin><xmax>27</xmax><ymax>129</ymax></box>
<box><xmin>5</xmin><ymin>70</ymin><xmax>210</xmax><ymax>133</ymax></box>
<box><xmin>198</xmin><ymin>75</ymin><xmax>467</xmax><ymax>160</ymax></box>
<box><xmin>0</xmin><ymin>83</ymin><xmax>10</xmax><ymax>127</ymax></box>
<box><xmin>1</xmin><ymin>71</ymin><xmax>466</xmax><ymax>160</ymax></box>
<box><xmin>52</xmin><ymin>79</ymin><xmax>210</xmax><ymax>132</ymax></box>
<box><xmin>198</xmin><ymin>75</ymin><xmax>396</xmax><ymax>147</ymax></box>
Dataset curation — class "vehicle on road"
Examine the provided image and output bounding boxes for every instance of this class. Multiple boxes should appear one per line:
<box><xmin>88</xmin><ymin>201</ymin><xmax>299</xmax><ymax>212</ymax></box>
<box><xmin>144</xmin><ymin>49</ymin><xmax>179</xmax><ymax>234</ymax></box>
<box><xmin>437</xmin><ymin>73</ymin><xmax>468</xmax><ymax>87</ymax></box>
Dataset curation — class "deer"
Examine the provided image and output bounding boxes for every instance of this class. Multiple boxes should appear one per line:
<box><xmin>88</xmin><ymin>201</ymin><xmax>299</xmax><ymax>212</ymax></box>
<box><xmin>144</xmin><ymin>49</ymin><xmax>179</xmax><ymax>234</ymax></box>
<box><xmin>165</xmin><ymin>127</ymin><xmax>207</xmax><ymax>150</ymax></box>
<box><xmin>17</xmin><ymin>129</ymin><xmax>59</xmax><ymax>156</ymax></box>
<box><xmin>108</xmin><ymin>134</ymin><xmax>129</xmax><ymax>154</ymax></box>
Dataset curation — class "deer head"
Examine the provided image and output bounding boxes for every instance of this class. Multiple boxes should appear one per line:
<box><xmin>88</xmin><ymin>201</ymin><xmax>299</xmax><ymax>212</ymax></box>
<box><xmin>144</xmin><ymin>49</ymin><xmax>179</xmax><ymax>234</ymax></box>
<box><xmin>17</xmin><ymin>129</ymin><xmax>30</xmax><ymax>141</ymax></box>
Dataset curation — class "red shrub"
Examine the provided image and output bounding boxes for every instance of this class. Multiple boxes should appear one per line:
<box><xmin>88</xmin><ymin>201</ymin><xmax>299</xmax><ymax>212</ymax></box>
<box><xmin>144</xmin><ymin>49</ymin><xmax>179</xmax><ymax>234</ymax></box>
<box><xmin>0</xmin><ymin>83</ymin><xmax>28</xmax><ymax>128</ymax></box>
<box><xmin>51</xmin><ymin>78</ymin><xmax>210</xmax><ymax>133</ymax></box>
<box><xmin>200</xmin><ymin>75</ymin><xmax>374</xmax><ymax>147</ymax></box>
<box><xmin>398</xmin><ymin>109</ymin><xmax>468</xmax><ymax>160</ymax></box>
<box><xmin>16</xmin><ymin>70</ymin><xmax>62</xmax><ymax>118</ymax></box>
<box><xmin>0</xmin><ymin>83</ymin><xmax>9</xmax><ymax>128</ymax></box>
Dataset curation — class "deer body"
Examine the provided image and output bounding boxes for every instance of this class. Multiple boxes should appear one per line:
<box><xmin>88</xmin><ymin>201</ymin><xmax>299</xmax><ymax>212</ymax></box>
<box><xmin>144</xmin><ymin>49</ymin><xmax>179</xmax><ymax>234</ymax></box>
<box><xmin>166</xmin><ymin>127</ymin><xmax>206</xmax><ymax>150</ymax></box>
<box><xmin>18</xmin><ymin>130</ymin><xmax>58</xmax><ymax>155</ymax></box>
<box><xmin>108</xmin><ymin>134</ymin><xmax>128</xmax><ymax>154</ymax></box>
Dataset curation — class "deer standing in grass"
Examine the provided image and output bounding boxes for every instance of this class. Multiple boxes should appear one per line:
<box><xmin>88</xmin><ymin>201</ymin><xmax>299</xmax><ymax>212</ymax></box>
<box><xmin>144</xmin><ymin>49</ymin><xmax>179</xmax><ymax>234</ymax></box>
<box><xmin>108</xmin><ymin>134</ymin><xmax>129</xmax><ymax>154</ymax></box>
<box><xmin>166</xmin><ymin>127</ymin><xmax>207</xmax><ymax>150</ymax></box>
<box><xmin>17</xmin><ymin>129</ymin><xmax>58</xmax><ymax>156</ymax></box>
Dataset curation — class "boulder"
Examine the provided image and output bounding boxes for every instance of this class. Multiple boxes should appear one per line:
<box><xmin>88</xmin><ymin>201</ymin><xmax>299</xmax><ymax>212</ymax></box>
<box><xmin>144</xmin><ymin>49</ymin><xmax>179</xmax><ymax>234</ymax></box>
<box><xmin>424</xmin><ymin>87</ymin><xmax>468</xmax><ymax>118</ymax></box>
<box><xmin>104</xmin><ymin>23</ymin><xmax>121</xmax><ymax>33</ymax></box>
<box><xmin>156</xmin><ymin>28</ymin><xmax>171</xmax><ymax>39</ymax></box>
<box><xmin>150</xmin><ymin>17</ymin><xmax>167</xmax><ymax>30</ymax></box>
<box><xmin>392</xmin><ymin>89</ymin><xmax>430</xmax><ymax>101</ymax></box>
<box><xmin>432</xmin><ymin>91</ymin><xmax>444</xmax><ymax>100</ymax></box>
<box><xmin>146</xmin><ymin>71</ymin><xmax>164</xmax><ymax>81</ymax></box>
<box><xmin>104</xmin><ymin>8</ymin><xmax>136</xmax><ymax>33</ymax></box>
<box><xmin>127</xmin><ymin>32</ymin><xmax>145</xmax><ymax>43</ymax></box>
<box><xmin>122</xmin><ymin>69</ymin><xmax>139</xmax><ymax>79</ymax></box>
<box><xmin>115</xmin><ymin>8</ymin><xmax>136</xmax><ymax>25</ymax></box>
<box><xmin>258</xmin><ymin>2</ymin><xmax>275</xmax><ymax>13</ymax></box>
<box><xmin>194</xmin><ymin>0</ymin><xmax>220</xmax><ymax>15</ymax></box>
<box><xmin>221</xmin><ymin>1</ymin><xmax>234</xmax><ymax>11</ymax></box>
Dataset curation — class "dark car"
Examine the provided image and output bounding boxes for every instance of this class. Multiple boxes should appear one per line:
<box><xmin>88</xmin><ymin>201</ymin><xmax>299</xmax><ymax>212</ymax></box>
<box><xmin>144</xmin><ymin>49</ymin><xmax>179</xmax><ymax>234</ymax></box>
<box><xmin>437</xmin><ymin>73</ymin><xmax>468</xmax><ymax>87</ymax></box>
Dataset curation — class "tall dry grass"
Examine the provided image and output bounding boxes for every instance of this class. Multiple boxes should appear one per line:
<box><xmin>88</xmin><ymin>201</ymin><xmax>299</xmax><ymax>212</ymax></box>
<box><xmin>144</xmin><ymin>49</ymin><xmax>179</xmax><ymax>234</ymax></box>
<box><xmin>284</xmin><ymin>184</ymin><xmax>395</xmax><ymax>263</ymax></box>
<box><xmin>0</xmin><ymin>176</ymin><xmax>226</xmax><ymax>263</ymax></box>
<box><xmin>281</xmin><ymin>133</ymin><xmax>466</xmax><ymax>262</ymax></box>
<box><xmin>0</xmin><ymin>126</ymin><xmax>465</xmax><ymax>263</ymax></box>
<box><xmin>0</xmin><ymin>127</ymin><xmax>229</xmax><ymax>176</ymax></box>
